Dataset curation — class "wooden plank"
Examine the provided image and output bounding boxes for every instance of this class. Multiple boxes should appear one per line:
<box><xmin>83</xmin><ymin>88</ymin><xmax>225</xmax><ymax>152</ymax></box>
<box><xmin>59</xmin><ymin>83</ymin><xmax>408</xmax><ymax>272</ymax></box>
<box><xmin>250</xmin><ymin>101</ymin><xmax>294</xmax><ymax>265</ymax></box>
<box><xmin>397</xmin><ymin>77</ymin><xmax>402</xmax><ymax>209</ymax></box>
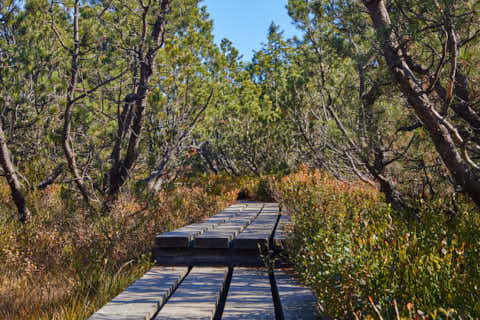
<box><xmin>154</xmin><ymin>267</ymin><xmax>228</xmax><ymax>320</ymax></box>
<box><xmin>241</xmin><ymin>208</ymin><xmax>264</xmax><ymax>215</ymax></box>
<box><xmin>154</xmin><ymin>247</ymin><xmax>265</xmax><ymax>267</ymax></box>
<box><xmin>238</xmin><ymin>201</ymin><xmax>264</xmax><ymax>206</ymax></box>
<box><xmin>233</xmin><ymin>210</ymin><xmax>279</xmax><ymax>250</ymax></box>
<box><xmin>88</xmin><ymin>267</ymin><xmax>188</xmax><ymax>320</ymax></box>
<box><xmin>193</xmin><ymin>224</ymin><xmax>247</xmax><ymax>249</ymax></box>
<box><xmin>88</xmin><ymin>315</ymin><xmax>150</xmax><ymax>320</ymax></box>
<box><xmin>221</xmin><ymin>268</ymin><xmax>275</xmax><ymax>319</ymax></box>
<box><xmin>156</xmin><ymin>205</ymin><xmax>244</xmax><ymax>248</ymax></box>
<box><xmin>261</xmin><ymin>203</ymin><xmax>279</xmax><ymax>210</ymax></box>
<box><xmin>274</xmin><ymin>270</ymin><xmax>320</xmax><ymax>319</ymax></box>
<box><xmin>273</xmin><ymin>214</ymin><xmax>291</xmax><ymax>249</ymax></box>
<box><xmin>193</xmin><ymin>211</ymin><xmax>262</xmax><ymax>249</ymax></box>
<box><xmin>261</xmin><ymin>203</ymin><xmax>279</xmax><ymax>209</ymax></box>
<box><xmin>155</xmin><ymin>223</ymin><xmax>215</xmax><ymax>248</ymax></box>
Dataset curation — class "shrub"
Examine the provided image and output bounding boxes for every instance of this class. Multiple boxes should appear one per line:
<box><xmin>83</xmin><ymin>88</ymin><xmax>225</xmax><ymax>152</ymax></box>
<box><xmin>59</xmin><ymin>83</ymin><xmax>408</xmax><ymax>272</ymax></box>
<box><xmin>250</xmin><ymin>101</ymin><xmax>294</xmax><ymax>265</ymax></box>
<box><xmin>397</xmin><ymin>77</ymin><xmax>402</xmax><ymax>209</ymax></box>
<box><xmin>274</xmin><ymin>167</ymin><xmax>480</xmax><ymax>319</ymax></box>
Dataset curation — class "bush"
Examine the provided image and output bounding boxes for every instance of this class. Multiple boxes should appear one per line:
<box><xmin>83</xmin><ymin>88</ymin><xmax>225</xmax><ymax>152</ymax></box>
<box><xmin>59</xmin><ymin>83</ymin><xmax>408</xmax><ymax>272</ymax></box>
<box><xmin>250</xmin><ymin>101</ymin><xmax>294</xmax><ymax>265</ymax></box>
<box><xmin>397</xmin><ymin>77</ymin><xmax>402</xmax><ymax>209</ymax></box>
<box><xmin>274</xmin><ymin>167</ymin><xmax>480</xmax><ymax>319</ymax></box>
<box><xmin>235</xmin><ymin>176</ymin><xmax>275</xmax><ymax>201</ymax></box>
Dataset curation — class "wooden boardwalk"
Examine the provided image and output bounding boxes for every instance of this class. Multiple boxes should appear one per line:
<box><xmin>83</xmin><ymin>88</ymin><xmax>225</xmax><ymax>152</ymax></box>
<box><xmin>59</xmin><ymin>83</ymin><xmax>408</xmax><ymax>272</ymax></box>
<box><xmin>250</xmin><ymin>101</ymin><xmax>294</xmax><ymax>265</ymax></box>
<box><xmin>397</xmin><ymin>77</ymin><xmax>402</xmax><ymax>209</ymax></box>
<box><xmin>89</xmin><ymin>202</ymin><xmax>320</xmax><ymax>320</ymax></box>
<box><xmin>154</xmin><ymin>202</ymin><xmax>287</xmax><ymax>266</ymax></box>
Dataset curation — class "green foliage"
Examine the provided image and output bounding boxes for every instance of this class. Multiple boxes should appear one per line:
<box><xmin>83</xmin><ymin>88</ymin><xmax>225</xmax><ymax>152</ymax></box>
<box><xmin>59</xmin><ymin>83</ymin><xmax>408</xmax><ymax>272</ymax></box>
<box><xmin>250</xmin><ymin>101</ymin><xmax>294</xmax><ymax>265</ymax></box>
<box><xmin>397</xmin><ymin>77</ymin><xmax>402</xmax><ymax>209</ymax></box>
<box><xmin>255</xmin><ymin>177</ymin><xmax>275</xmax><ymax>202</ymax></box>
<box><xmin>275</xmin><ymin>168</ymin><xmax>480</xmax><ymax>318</ymax></box>
<box><xmin>0</xmin><ymin>0</ymin><xmax>479</xmax><ymax>319</ymax></box>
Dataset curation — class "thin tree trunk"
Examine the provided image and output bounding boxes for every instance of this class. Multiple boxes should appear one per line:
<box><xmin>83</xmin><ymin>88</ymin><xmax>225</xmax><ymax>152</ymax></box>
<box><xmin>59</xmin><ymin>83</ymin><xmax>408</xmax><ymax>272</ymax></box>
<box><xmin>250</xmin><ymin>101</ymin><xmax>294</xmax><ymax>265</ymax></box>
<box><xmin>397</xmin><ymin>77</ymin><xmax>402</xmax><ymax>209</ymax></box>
<box><xmin>326</xmin><ymin>88</ymin><xmax>411</xmax><ymax>212</ymax></box>
<box><xmin>0</xmin><ymin>121</ymin><xmax>30</xmax><ymax>222</ymax></box>
<box><xmin>63</xmin><ymin>0</ymin><xmax>90</xmax><ymax>203</ymax></box>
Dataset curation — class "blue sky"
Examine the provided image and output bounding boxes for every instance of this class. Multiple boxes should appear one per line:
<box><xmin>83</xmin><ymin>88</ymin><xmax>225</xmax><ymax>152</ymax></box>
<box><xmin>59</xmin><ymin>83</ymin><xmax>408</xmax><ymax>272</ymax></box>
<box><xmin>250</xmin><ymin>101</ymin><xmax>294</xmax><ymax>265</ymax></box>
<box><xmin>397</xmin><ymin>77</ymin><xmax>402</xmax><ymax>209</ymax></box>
<box><xmin>201</xmin><ymin>0</ymin><xmax>301</xmax><ymax>61</ymax></box>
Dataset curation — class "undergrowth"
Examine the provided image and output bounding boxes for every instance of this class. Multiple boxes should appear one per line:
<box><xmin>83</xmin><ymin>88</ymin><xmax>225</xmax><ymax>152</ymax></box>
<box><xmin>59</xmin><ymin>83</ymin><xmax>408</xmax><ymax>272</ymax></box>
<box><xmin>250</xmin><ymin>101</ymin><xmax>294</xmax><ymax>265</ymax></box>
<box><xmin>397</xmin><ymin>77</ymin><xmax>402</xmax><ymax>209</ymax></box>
<box><xmin>0</xmin><ymin>174</ymin><xmax>240</xmax><ymax>319</ymax></box>
<box><xmin>2</xmin><ymin>170</ymin><xmax>478</xmax><ymax>319</ymax></box>
<box><xmin>272</xmin><ymin>167</ymin><xmax>480</xmax><ymax>319</ymax></box>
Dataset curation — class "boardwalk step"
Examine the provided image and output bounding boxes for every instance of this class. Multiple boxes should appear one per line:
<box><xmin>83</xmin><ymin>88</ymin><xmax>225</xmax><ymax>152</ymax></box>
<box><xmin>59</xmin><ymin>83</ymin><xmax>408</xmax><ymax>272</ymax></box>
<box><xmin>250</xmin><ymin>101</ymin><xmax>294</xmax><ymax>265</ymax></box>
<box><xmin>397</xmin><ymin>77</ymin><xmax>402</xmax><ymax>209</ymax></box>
<box><xmin>221</xmin><ymin>267</ymin><xmax>275</xmax><ymax>319</ymax></box>
<box><xmin>154</xmin><ymin>202</ymin><xmax>282</xmax><ymax>266</ymax></box>
<box><xmin>154</xmin><ymin>267</ymin><xmax>228</xmax><ymax>320</ymax></box>
<box><xmin>155</xmin><ymin>205</ymin><xmax>246</xmax><ymax>248</ymax></box>
<box><xmin>192</xmin><ymin>205</ymin><xmax>264</xmax><ymax>249</ymax></box>
<box><xmin>233</xmin><ymin>209</ymin><xmax>280</xmax><ymax>250</ymax></box>
<box><xmin>88</xmin><ymin>267</ymin><xmax>188</xmax><ymax>320</ymax></box>
<box><xmin>274</xmin><ymin>270</ymin><xmax>320</xmax><ymax>319</ymax></box>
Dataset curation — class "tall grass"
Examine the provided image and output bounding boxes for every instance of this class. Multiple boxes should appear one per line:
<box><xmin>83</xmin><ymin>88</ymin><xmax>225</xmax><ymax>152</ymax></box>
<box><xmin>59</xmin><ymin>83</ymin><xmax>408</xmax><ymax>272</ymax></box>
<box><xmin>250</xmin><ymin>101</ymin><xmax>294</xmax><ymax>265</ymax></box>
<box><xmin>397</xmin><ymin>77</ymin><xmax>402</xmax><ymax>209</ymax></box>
<box><xmin>0</xmin><ymin>174</ymin><xmax>240</xmax><ymax>319</ymax></box>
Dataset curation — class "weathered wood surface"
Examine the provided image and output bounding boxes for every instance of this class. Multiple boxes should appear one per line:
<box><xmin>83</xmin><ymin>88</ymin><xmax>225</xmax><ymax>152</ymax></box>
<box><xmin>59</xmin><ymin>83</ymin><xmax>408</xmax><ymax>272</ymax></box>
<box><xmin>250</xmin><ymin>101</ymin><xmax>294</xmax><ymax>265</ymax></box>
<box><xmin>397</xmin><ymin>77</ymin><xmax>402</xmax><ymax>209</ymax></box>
<box><xmin>221</xmin><ymin>268</ymin><xmax>275</xmax><ymax>320</ymax></box>
<box><xmin>155</xmin><ymin>202</ymin><xmax>282</xmax><ymax>266</ymax></box>
<box><xmin>193</xmin><ymin>208</ymin><xmax>262</xmax><ymax>249</ymax></box>
<box><xmin>274</xmin><ymin>270</ymin><xmax>320</xmax><ymax>319</ymax></box>
<box><xmin>155</xmin><ymin>223</ymin><xmax>217</xmax><ymax>248</ymax></box>
<box><xmin>233</xmin><ymin>207</ymin><xmax>280</xmax><ymax>250</ymax></box>
<box><xmin>154</xmin><ymin>267</ymin><xmax>228</xmax><ymax>320</ymax></box>
<box><xmin>273</xmin><ymin>214</ymin><xmax>291</xmax><ymax>249</ymax></box>
<box><xmin>88</xmin><ymin>267</ymin><xmax>188</xmax><ymax>320</ymax></box>
<box><xmin>90</xmin><ymin>203</ymin><xmax>321</xmax><ymax>320</ymax></box>
<box><xmin>155</xmin><ymin>203</ymin><xmax>266</xmax><ymax>249</ymax></box>
<box><xmin>154</xmin><ymin>247</ymin><xmax>264</xmax><ymax>266</ymax></box>
<box><xmin>155</xmin><ymin>205</ymin><xmax>246</xmax><ymax>248</ymax></box>
<box><xmin>88</xmin><ymin>315</ymin><xmax>150</xmax><ymax>320</ymax></box>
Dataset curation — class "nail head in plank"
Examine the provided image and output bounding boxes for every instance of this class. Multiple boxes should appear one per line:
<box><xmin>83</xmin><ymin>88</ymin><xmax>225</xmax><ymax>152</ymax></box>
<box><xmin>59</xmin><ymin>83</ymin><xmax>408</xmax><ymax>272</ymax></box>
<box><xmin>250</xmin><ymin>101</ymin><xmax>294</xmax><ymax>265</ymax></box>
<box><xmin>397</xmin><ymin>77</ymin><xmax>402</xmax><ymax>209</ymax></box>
<box><xmin>154</xmin><ymin>267</ymin><xmax>228</xmax><ymax>320</ymax></box>
<box><xmin>221</xmin><ymin>267</ymin><xmax>275</xmax><ymax>320</ymax></box>
<box><xmin>88</xmin><ymin>267</ymin><xmax>188</xmax><ymax>320</ymax></box>
<box><xmin>274</xmin><ymin>270</ymin><xmax>320</xmax><ymax>319</ymax></box>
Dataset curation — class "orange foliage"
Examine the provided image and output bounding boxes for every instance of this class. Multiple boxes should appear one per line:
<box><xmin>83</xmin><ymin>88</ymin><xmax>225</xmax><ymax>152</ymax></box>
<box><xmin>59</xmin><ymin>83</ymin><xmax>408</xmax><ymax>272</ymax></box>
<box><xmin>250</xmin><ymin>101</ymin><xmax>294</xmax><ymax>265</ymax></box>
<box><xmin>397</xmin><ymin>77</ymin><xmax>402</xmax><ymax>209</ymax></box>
<box><xmin>0</xmin><ymin>174</ymin><xmax>240</xmax><ymax>319</ymax></box>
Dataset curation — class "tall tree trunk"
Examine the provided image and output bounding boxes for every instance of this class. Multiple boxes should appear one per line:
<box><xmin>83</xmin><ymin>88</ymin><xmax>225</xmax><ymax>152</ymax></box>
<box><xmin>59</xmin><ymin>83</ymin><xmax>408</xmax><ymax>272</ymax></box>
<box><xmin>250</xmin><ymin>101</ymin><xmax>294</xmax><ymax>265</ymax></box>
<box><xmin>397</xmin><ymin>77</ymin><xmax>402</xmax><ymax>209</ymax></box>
<box><xmin>362</xmin><ymin>0</ymin><xmax>480</xmax><ymax>207</ymax></box>
<box><xmin>0</xmin><ymin>121</ymin><xmax>30</xmax><ymax>222</ymax></box>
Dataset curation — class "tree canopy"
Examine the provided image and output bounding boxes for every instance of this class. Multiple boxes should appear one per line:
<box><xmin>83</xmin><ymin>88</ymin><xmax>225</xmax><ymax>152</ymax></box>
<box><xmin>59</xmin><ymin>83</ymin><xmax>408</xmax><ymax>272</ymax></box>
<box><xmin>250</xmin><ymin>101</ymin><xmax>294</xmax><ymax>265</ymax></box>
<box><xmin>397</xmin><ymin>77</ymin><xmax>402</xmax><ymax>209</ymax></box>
<box><xmin>0</xmin><ymin>0</ymin><xmax>478</xmax><ymax>216</ymax></box>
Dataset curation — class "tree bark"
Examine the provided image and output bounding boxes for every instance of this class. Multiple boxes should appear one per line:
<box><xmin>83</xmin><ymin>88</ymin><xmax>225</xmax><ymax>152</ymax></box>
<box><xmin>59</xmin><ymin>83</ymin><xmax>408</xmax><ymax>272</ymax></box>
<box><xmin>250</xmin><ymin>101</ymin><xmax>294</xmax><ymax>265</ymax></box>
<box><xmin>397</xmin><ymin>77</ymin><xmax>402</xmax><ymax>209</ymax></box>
<box><xmin>0</xmin><ymin>121</ymin><xmax>31</xmax><ymax>222</ymax></box>
<box><xmin>362</xmin><ymin>0</ymin><xmax>480</xmax><ymax>207</ymax></box>
<box><xmin>106</xmin><ymin>0</ymin><xmax>171</xmax><ymax>202</ymax></box>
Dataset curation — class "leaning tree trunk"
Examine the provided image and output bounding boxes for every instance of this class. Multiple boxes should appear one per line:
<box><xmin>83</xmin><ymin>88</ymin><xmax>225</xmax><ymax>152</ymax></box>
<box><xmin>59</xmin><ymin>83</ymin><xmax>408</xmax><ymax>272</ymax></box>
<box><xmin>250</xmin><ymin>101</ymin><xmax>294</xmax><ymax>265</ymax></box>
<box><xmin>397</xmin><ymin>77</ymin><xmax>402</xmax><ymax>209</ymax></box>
<box><xmin>0</xmin><ymin>121</ymin><xmax>30</xmax><ymax>222</ymax></box>
<box><xmin>362</xmin><ymin>0</ymin><xmax>480</xmax><ymax>207</ymax></box>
